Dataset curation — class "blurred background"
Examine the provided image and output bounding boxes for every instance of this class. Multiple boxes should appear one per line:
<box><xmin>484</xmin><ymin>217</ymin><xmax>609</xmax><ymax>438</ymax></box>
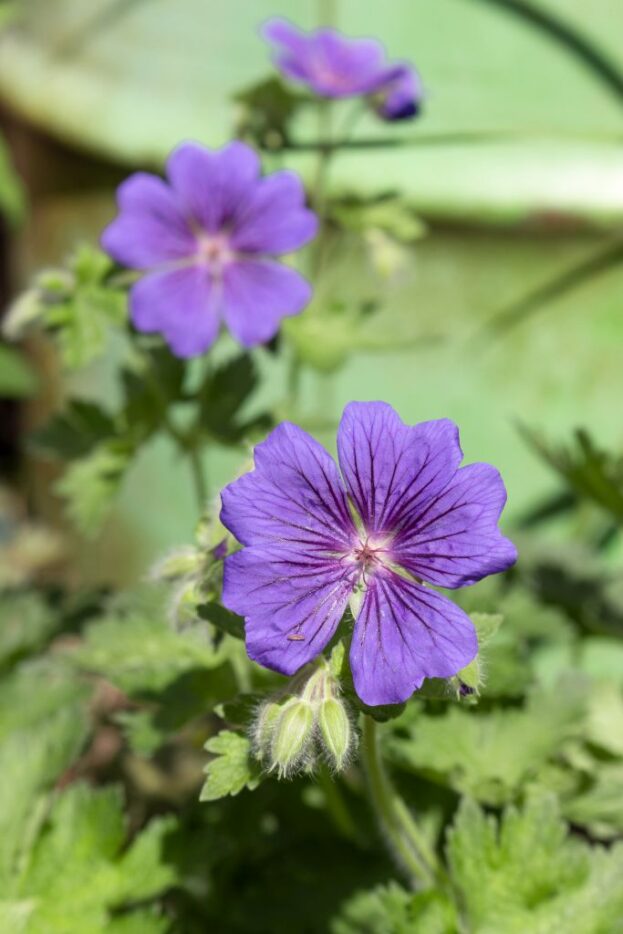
<box><xmin>1</xmin><ymin>0</ymin><xmax>622</xmax><ymax>582</ymax></box>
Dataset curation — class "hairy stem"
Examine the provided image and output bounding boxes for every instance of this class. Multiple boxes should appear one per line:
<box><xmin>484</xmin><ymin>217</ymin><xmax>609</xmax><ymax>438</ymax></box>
<box><xmin>361</xmin><ymin>715</ymin><xmax>441</xmax><ymax>887</ymax></box>
<box><xmin>317</xmin><ymin>764</ymin><xmax>360</xmax><ymax>842</ymax></box>
<box><xmin>187</xmin><ymin>444</ymin><xmax>208</xmax><ymax>513</ymax></box>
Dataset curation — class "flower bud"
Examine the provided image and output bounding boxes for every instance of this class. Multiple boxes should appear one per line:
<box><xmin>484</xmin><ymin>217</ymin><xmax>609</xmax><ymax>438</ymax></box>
<box><xmin>150</xmin><ymin>546</ymin><xmax>202</xmax><ymax>583</ymax></box>
<box><xmin>318</xmin><ymin>697</ymin><xmax>353</xmax><ymax>772</ymax></box>
<box><xmin>270</xmin><ymin>699</ymin><xmax>314</xmax><ymax>778</ymax></box>
<box><xmin>252</xmin><ymin>701</ymin><xmax>283</xmax><ymax>761</ymax></box>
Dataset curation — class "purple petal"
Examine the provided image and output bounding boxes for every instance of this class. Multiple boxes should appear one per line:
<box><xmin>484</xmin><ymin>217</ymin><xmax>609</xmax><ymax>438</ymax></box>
<box><xmin>222</xmin><ymin>259</ymin><xmax>311</xmax><ymax>346</ymax></box>
<box><xmin>350</xmin><ymin>571</ymin><xmax>477</xmax><ymax>706</ymax></box>
<box><xmin>231</xmin><ymin>171</ymin><xmax>318</xmax><ymax>254</ymax></box>
<box><xmin>101</xmin><ymin>173</ymin><xmax>195</xmax><ymax>269</ymax></box>
<box><xmin>392</xmin><ymin>463</ymin><xmax>518</xmax><ymax>588</ymax></box>
<box><xmin>375</xmin><ymin>65</ymin><xmax>422</xmax><ymax>121</ymax></box>
<box><xmin>166</xmin><ymin>141</ymin><xmax>260</xmax><ymax>234</ymax></box>
<box><xmin>262</xmin><ymin>18</ymin><xmax>386</xmax><ymax>98</ymax></box>
<box><xmin>220</xmin><ymin>420</ymin><xmax>355</xmax><ymax>554</ymax></box>
<box><xmin>130</xmin><ymin>266</ymin><xmax>220</xmax><ymax>358</ymax></box>
<box><xmin>223</xmin><ymin>545</ymin><xmax>354</xmax><ymax>675</ymax></box>
<box><xmin>337</xmin><ymin>402</ymin><xmax>462</xmax><ymax>534</ymax></box>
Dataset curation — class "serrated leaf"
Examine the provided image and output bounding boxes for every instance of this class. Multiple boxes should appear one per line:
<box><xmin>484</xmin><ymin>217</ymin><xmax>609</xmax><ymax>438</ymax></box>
<box><xmin>332</xmin><ymin>883</ymin><xmax>457</xmax><ymax>934</ymax></box>
<box><xmin>198</xmin><ymin>353</ymin><xmax>271</xmax><ymax>444</ymax></box>
<box><xmin>0</xmin><ymin>592</ymin><xmax>60</xmax><ymax>669</ymax></box>
<box><xmin>72</xmin><ymin>610</ymin><xmax>229</xmax><ymax>695</ymax></box>
<box><xmin>55</xmin><ymin>440</ymin><xmax>131</xmax><ymax>536</ymax></box>
<box><xmin>31</xmin><ymin>399</ymin><xmax>117</xmax><ymax>460</ymax></box>
<box><xmin>447</xmin><ymin>795</ymin><xmax>623</xmax><ymax>934</ymax></box>
<box><xmin>12</xmin><ymin>783</ymin><xmax>177</xmax><ymax>933</ymax></box>
<box><xmin>200</xmin><ymin>730</ymin><xmax>261</xmax><ymax>801</ymax></box>
<box><xmin>388</xmin><ymin>681</ymin><xmax>587</xmax><ymax>804</ymax></box>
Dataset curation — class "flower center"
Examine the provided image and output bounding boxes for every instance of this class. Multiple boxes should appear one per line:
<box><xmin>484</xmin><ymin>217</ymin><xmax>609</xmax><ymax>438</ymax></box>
<box><xmin>352</xmin><ymin>536</ymin><xmax>388</xmax><ymax>572</ymax></box>
<box><xmin>195</xmin><ymin>232</ymin><xmax>234</xmax><ymax>271</ymax></box>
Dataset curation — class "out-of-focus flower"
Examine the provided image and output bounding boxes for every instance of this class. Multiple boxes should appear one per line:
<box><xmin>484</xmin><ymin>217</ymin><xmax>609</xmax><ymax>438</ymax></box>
<box><xmin>220</xmin><ymin>401</ymin><xmax>517</xmax><ymax>706</ymax></box>
<box><xmin>101</xmin><ymin>141</ymin><xmax>318</xmax><ymax>357</ymax></box>
<box><xmin>262</xmin><ymin>18</ymin><xmax>422</xmax><ymax>121</ymax></box>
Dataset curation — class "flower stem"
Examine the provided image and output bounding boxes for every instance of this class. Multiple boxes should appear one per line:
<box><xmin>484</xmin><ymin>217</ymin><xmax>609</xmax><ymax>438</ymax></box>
<box><xmin>187</xmin><ymin>444</ymin><xmax>208</xmax><ymax>513</ymax></box>
<box><xmin>361</xmin><ymin>715</ymin><xmax>441</xmax><ymax>888</ymax></box>
<box><xmin>317</xmin><ymin>764</ymin><xmax>360</xmax><ymax>842</ymax></box>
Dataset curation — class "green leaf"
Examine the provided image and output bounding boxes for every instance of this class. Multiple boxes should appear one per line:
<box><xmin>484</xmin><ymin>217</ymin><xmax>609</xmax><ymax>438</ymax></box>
<box><xmin>120</xmin><ymin>345</ymin><xmax>185</xmax><ymax>444</ymax></box>
<box><xmin>233</xmin><ymin>75</ymin><xmax>310</xmax><ymax>150</ymax></box>
<box><xmin>332</xmin><ymin>884</ymin><xmax>457</xmax><ymax>934</ymax></box>
<box><xmin>38</xmin><ymin>245</ymin><xmax>127</xmax><ymax>369</ymax></box>
<box><xmin>198</xmin><ymin>353</ymin><xmax>271</xmax><ymax>444</ymax></box>
<box><xmin>520</xmin><ymin>424</ymin><xmax>623</xmax><ymax>524</ymax></box>
<box><xmin>0</xmin><ymin>344</ymin><xmax>37</xmax><ymax>398</ymax></box>
<box><xmin>200</xmin><ymin>730</ymin><xmax>261</xmax><ymax>801</ymax></box>
<box><xmin>31</xmin><ymin>399</ymin><xmax>117</xmax><ymax>460</ymax></box>
<box><xmin>447</xmin><ymin>795</ymin><xmax>623</xmax><ymax>934</ymax></box>
<box><xmin>197</xmin><ymin>601</ymin><xmax>245</xmax><ymax>640</ymax></box>
<box><xmin>0</xmin><ymin>592</ymin><xmax>61</xmax><ymax>669</ymax></box>
<box><xmin>388</xmin><ymin>681</ymin><xmax>587</xmax><ymax>804</ymax></box>
<box><xmin>55</xmin><ymin>439</ymin><xmax>131</xmax><ymax>536</ymax></box>
<box><xmin>72</xmin><ymin>610</ymin><xmax>230</xmax><ymax>694</ymax></box>
<box><xmin>331</xmin><ymin>194</ymin><xmax>427</xmax><ymax>243</ymax></box>
<box><xmin>11</xmin><ymin>783</ymin><xmax>176</xmax><ymax>933</ymax></box>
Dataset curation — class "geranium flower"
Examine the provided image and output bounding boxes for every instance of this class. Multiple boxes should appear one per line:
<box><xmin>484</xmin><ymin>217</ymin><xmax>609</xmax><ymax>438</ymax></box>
<box><xmin>221</xmin><ymin>402</ymin><xmax>517</xmax><ymax>706</ymax></box>
<box><xmin>262</xmin><ymin>18</ymin><xmax>422</xmax><ymax>122</ymax></box>
<box><xmin>101</xmin><ymin>141</ymin><xmax>318</xmax><ymax>357</ymax></box>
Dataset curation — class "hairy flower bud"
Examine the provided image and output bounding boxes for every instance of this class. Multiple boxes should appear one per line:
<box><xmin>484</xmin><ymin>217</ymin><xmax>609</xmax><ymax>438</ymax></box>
<box><xmin>150</xmin><ymin>546</ymin><xmax>202</xmax><ymax>583</ymax></box>
<box><xmin>253</xmin><ymin>701</ymin><xmax>283</xmax><ymax>761</ymax></box>
<box><xmin>270</xmin><ymin>699</ymin><xmax>314</xmax><ymax>778</ymax></box>
<box><xmin>318</xmin><ymin>696</ymin><xmax>352</xmax><ymax>772</ymax></box>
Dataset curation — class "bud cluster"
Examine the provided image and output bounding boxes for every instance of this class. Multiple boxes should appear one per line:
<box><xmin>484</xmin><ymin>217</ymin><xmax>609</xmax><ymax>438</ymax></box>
<box><xmin>253</xmin><ymin>661</ymin><xmax>355</xmax><ymax>779</ymax></box>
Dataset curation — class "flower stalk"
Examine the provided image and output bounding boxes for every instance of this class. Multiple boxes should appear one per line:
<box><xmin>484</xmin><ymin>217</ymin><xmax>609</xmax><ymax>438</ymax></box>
<box><xmin>361</xmin><ymin>715</ymin><xmax>442</xmax><ymax>888</ymax></box>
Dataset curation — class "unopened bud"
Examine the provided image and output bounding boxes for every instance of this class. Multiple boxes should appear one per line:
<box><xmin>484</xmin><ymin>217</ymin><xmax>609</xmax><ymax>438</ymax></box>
<box><xmin>319</xmin><ymin>697</ymin><xmax>353</xmax><ymax>772</ymax></box>
<box><xmin>151</xmin><ymin>546</ymin><xmax>202</xmax><ymax>583</ymax></box>
<box><xmin>253</xmin><ymin>701</ymin><xmax>283</xmax><ymax>761</ymax></box>
<box><xmin>168</xmin><ymin>580</ymin><xmax>201</xmax><ymax>630</ymax></box>
<box><xmin>271</xmin><ymin>699</ymin><xmax>314</xmax><ymax>778</ymax></box>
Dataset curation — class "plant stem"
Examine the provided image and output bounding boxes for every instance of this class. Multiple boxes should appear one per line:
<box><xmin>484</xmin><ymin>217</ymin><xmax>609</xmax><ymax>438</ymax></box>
<box><xmin>187</xmin><ymin>444</ymin><xmax>208</xmax><ymax>512</ymax></box>
<box><xmin>316</xmin><ymin>764</ymin><xmax>360</xmax><ymax>842</ymax></box>
<box><xmin>361</xmin><ymin>715</ymin><xmax>441</xmax><ymax>888</ymax></box>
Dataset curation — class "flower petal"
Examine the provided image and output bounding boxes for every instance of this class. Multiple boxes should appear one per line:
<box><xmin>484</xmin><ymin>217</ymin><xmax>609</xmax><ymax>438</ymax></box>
<box><xmin>231</xmin><ymin>171</ymin><xmax>318</xmax><ymax>254</ymax></box>
<box><xmin>392</xmin><ymin>463</ymin><xmax>518</xmax><ymax>588</ymax></box>
<box><xmin>101</xmin><ymin>172</ymin><xmax>194</xmax><ymax>269</ymax></box>
<box><xmin>337</xmin><ymin>402</ymin><xmax>462</xmax><ymax>534</ymax></box>
<box><xmin>220</xmin><ymin>421</ymin><xmax>355</xmax><ymax>554</ymax></box>
<box><xmin>223</xmin><ymin>545</ymin><xmax>353</xmax><ymax>675</ymax></box>
<box><xmin>350</xmin><ymin>571</ymin><xmax>477</xmax><ymax>706</ymax></box>
<box><xmin>166</xmin><ymin>141</ymin><xmax>260</xmax><ymax>233</ymax></box>
<box><xmin>130</xmin><ymin>266</ymin><xmax>220</xmax><ymax>358</ymax></box>
<box><xmin>375</xmin><ymin>65</ymin><xmax>422</xmax><ymax>121</ymax></box>
<box><xmin>222</xmin><ymin>259</ymin><xmax>311</xmax><ymax>346</ymax></box>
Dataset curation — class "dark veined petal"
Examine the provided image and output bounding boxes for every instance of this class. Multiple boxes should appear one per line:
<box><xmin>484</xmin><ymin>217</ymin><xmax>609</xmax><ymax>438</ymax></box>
<box><xmin>230</xmin><ymin>171</ymin><xmax>318</xmax><ymax>255</ymax></box>
<box><xmin>337</xmin><ymin>401</ymin><xmax>462</xmax><ymax>535</ymax></box>
<box><xmin>100</xmin><ymin>172</ymin><xmax>195</xmax><ymax>269</ymax></box>
<box><xmin>392</xmin><ymin>462</ymin><xmax>518</xmax><ymax>588</ymax></box>
<box><xmin>166</xmin><ymin>140</ymin><xmax>260</xmax><ymax>233</ymax></box>
<box><xmin>129</xmin><ymin>266</ymin><xmax>221</xmax><ymax>358</ymax></box>
<box><xmin>223</xmin><ymin>545</ymin><xmax>354</xmax><ymax>675</ymax></box>
<box><xmin>350</xmin><ymin>571</ymin><xmax>477</xmax><ymax>706</ymax></box>
<box><xmin>221</xmin><ymin>259</ymin><xmax>312</xmax><ymax>346</ymax></box>
<box><xmin>220</xmin><ymin>421</ymin><xmax>355</xmax><ymax>554</ymax></box>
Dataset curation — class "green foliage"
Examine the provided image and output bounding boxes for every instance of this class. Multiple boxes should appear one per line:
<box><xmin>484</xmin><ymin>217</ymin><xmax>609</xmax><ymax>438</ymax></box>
<box><xmin>0</xmin><ymin>131</ymin><xmax>25</xmax><ymax>225</ymax></box>
<box><xmin>520</xmin><ymin>425</ymin><xmax>623</xmax><ymax>524</ymax></box>
<box><xmin>31</xmin><ymin>399</ymin><xmax>117</xmax><ymax>460</ymax></box>
<box><xmin>3</xmin><ymin>783</ymin><xmax>175</xmax><ymax>933</ymax></box>
<box><xmin>55</xmin><ymin>439</ymin><xmax>131</xmax><ymax>537</ymax></box>
<box><xmin>0</xmin><ymin>344</ymin><xmax>37</xmax><ymax>398</ymax></box>
<box><xmin>233</xmin><ymin>75</ymin><xmax>310</xmax><ymax>149</ymax></box>
<box><xmin>0</xmin><ymin>592</ymin><xmax>61</xmax><ymax>669</ymax></box>
<box><xmin>388</xmin><ymin>681</ymin><xmax>587</xmax><ymax>805</ymax></box>
<box><xmin>447</xmin><ymin>795</ymin><xmax>623</xmax><ymax>934</ymax></box>
<box><xmin>200</xmin><ymin>730</ymin><xmax>261</xmax><ymax>801</ymax></box>
<box><xmin>332</xmin><ymin>885</ymin><xmax>457</xmax><ymax>934</ymax></box>
<box><xmin>198</xmin><ymin>352</ymin><xmax>272</xmax><ymax>444</ymax></box>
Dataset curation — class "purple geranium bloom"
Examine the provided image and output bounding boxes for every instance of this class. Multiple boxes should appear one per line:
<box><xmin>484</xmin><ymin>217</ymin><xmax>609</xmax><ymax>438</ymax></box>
<box><xmin>262</xmin><ymin>18</ymin><xmax>422</xmax><ymax>121</ymax></box>
<box><xmin>101</xmin><ymin>141</ymin><xmax>318</xmax><ymax>357</ymax></box>
<box><xmin>220</xmin><ymin>402</ymin><xmax>517</xmax><ymax>706</ymax></box>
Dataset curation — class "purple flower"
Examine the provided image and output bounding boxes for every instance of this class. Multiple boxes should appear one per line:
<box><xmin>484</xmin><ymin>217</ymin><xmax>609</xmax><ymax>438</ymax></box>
<box><xmin>101</xmin><ymin>141</ymin><xmax>318</xmax><ymax>357</ymax></box>
<box><xmin>220</xmin><ymin>402</ymin><xmax>517</xmax><ymax>706</ymax></box>
<box><xmin>262</xmin><ymin>18</ymin><xmax>422</xmax><ymax>121</ymax></box>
